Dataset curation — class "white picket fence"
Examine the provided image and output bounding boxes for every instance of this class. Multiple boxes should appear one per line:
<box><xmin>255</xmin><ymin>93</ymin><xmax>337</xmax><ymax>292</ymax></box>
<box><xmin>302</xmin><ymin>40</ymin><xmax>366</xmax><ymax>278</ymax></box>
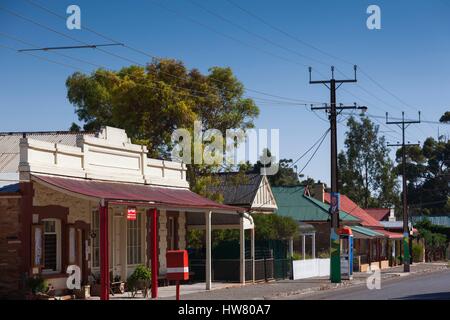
<box><xmin>292</xmin><ymin>258</ymin><xmax>330</xmax><ymax>280</ymax></box>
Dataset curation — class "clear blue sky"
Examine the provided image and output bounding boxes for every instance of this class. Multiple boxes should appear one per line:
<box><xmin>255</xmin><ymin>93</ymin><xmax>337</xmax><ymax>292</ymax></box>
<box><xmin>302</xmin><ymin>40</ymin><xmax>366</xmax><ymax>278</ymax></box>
<box><xmin>1</xmin><ymin>0</ymin><xmax>449</xmax><ymax>185</ymax></box>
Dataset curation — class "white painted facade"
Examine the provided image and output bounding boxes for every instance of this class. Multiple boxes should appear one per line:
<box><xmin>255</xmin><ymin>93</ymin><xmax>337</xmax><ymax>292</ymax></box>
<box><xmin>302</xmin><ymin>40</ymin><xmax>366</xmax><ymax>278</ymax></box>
<box><xmin>250</xmin><ymin>175</ymin><xmax>277</xmax><ymax>213</ymax></box>
<box><xmin>18</xmin><ymin>126</ymin><xmax>189</xmax><ymax>188</ymax></box>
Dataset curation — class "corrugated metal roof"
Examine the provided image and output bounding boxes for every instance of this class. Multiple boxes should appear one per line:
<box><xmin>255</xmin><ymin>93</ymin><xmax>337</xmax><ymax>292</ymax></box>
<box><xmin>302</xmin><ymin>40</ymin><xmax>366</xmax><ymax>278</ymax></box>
<box><xmin>0</xmin><ymin>183</ymin><xmax>20</xmax><ymax>193</ymax></box>
<box><xmin>207</xmin><ymin>172</ymin><xmax>263</xmax><ymax>206</ymax></box>
<box><xmin>351</xmin><ymin>225</ymin><xmax>385</xmax><ymax>238</ymax></box>
<box><xmin>272</xmin><ymin>186</ymin><xmax>359</xmax><ymax>222</ymax></box>
<box><xmin>0</xmin><ymin>132</ymin><xmax>95</xmax><ymax>173</ymax></box>
<box><xmin>324</xmin><ymin>193</ymin><xmax>383</xmax><ymax>227</ymax></box>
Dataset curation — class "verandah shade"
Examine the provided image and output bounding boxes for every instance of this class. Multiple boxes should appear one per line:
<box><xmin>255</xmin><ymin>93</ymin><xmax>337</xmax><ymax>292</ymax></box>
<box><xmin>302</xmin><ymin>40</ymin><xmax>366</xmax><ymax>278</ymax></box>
<box><xmin>31</xmin><ymin>174</ymin><xmax>243</xmax><ymax>213</ymax></box>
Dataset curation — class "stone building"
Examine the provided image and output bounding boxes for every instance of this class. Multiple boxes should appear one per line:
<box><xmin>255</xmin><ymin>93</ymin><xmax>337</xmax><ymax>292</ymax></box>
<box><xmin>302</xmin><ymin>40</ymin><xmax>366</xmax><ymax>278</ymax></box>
<box><xmin>0</xmin><ymin>127</ymin><xmax>255</xmax><ymax>299</ymax></box>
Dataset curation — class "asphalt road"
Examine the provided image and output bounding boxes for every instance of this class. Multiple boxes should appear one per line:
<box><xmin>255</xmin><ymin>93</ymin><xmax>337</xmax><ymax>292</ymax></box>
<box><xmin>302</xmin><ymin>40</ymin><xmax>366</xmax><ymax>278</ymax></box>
<box><xmin>296</xmin><ymin>269</ymin><xmax>450</xmax><ymax>300</ymax></box>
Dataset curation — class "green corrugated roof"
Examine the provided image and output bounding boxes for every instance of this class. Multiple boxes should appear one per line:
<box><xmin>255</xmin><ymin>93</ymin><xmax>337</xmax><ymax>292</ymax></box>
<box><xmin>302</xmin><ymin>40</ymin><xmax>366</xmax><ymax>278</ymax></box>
<box><xmin>351</xmin><ymin>225</ymin><xmax>385</xmax><ymax>237</ymax></box>
<box><xmin>272</xmin><ymin>186</ymin><xmax>359</xmax><ymax>222</ymax></box>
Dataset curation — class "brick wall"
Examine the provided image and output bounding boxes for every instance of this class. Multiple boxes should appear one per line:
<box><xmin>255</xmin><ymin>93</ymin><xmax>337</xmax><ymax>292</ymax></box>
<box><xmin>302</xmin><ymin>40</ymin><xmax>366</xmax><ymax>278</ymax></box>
<box><xmin>33</xmin><ymin>182</ymin><xmax>92</xmax><ymax>223</ymax></box>
<box><xmin>309</xmin><ymin>222</ymin><xmax>330</xmax><ymax>256</ymax></box>
<box><xmin>0</xmin><ymin>196</ymin><xmax>23</xmax><ymax>298</ymax></box>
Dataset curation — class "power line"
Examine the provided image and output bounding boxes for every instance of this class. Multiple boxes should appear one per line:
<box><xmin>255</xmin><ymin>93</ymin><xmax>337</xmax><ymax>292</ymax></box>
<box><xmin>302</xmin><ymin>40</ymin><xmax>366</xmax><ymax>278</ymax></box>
<box><xmin>186</xmin><ymin>0</ymin><xmax>330</xmax><ymax>68</ymax></box>
<box><xmin>222</xmin><ymin>0</ymin><xmax>439</xmax><ymax>135</ymax></box>
<box><xmin>0</xmin><ymin>31</ymin><xmax>103</xmax><ymax>68</ymax></box>
<box><xmin>248</xmin><ymin>128</ymin><xmax>331</xmax><ymax>213</ymax></box>
<box><xmin>224</xmin><ymin>0</ymin><xmax>354</xmax><ymax>67</ymax></box>
<box><xmin>18</xmin><ymin>0</ymin><xmax>322</xmax><ymax>104</ymax></box>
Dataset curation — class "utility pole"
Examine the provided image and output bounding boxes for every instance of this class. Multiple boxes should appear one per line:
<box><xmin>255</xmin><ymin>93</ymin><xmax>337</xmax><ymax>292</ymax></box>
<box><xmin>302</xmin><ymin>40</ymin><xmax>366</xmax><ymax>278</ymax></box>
<box><xmin>309</xmin><ymin>66</ymin><xmax>364</xmax><ymax>283</ymax></box>
<box><xmin>386</xmin><ymin>111</ymin><xmax>421</xmax><ymax>273</ymax></box>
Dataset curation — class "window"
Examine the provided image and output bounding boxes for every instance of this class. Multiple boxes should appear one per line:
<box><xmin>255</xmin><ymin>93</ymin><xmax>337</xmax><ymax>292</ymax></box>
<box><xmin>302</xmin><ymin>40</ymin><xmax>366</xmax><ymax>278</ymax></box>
<box><xmin>42</xmin><ymin>219</ymin><xmax>61</xmax><ymax>273</ymax></box>
<box><xmin>91</xmin><ymin>210</ymin><xmax>100</xmax><ymax>268</ymax></box>
<box><xmin>127</xmin><ymin>212</ymin><xmax>142</xmax><ymax>265</ymax></box>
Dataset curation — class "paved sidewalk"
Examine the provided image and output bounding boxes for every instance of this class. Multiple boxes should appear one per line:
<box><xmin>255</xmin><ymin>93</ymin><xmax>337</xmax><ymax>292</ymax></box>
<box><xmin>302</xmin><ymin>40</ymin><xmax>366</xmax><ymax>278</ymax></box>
<box><xmin>157</xmin><ymin>262</ymin><xmax>448</xmax><ymax>300</ymax></box>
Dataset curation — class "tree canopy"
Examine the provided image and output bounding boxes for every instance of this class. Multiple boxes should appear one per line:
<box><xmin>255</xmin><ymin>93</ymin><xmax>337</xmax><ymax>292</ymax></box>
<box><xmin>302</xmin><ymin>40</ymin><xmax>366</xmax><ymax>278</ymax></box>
<box><xmin>396</xmin><ymin>136</ymin><xmax>450</xmax><ymax>215</ymax></box>
<box><xmin>338</xmin><ymin>116</ymin><xmax>399</xmax><ymax>208</ymax></box>
<box><xmin>66</xmin><ymin>58</ymin><xmax>259</xmax><ymax>160</ymax></box>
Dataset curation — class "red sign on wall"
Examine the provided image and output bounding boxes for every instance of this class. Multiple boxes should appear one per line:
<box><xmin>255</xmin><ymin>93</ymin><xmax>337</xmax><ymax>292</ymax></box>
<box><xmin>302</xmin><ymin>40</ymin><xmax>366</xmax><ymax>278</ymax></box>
<box><xmin>127</xmin><ymin>207</ymin><xmax>137</xmax><ymax>221</ymax></box>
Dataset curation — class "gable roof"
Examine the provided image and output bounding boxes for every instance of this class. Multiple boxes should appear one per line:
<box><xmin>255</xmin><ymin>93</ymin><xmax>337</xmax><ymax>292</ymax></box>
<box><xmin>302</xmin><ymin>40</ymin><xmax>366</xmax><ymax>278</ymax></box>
<box><xmin>364</xmin><ymin>208</ymin><xmax>391</xmax><ymax>221</ymax></box>
<box><xmin>272</xmin><ymin>186</ymin><xmax>359</xmax><ymax>222</ymax></box>
<box><xmin>0</xmin><ymin>183</ymin><xmax>20</xmax><ymax>193</ymax></box>
<box><xmin>324</xmin><ymin>193</ymin><xmax>382</xmax><ymax>228</ymax></box>
<box><xmin>207</xmin><ymin>172</ymin><xmax>263</xmax><ymax>207</ymax></box>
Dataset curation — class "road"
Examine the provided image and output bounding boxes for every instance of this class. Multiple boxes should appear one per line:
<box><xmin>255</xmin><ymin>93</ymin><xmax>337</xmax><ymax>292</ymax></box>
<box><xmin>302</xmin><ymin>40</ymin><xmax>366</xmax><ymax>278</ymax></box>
<box><xmin>295</xmin><ymin>269</ymin><xmax>450</xmax><ymax>300</ymax></box>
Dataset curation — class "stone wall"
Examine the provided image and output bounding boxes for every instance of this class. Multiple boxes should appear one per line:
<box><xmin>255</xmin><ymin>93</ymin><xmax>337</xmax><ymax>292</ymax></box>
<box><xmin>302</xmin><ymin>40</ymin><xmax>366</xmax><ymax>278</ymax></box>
<box><xmin>0</xmin><ymin>196</ymin><xmax>23</xmax><ymax>298</ymax></box>
<box><xmin>32</xmin><ymin>182</ymin><xmax>92</xmax><ymax>224</ymax></box>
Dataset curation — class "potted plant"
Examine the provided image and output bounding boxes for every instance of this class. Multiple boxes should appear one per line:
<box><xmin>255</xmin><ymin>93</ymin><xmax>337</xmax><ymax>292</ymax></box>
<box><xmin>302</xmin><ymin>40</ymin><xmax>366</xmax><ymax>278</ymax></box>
<box><xmin>127</xmin><ymin>265</ymin><xmax>152</xmax><ymax>298</ymax></box>
<box><xmin>26</xmin><ymin>276</ymin><xmax>50</xmax><ymax>300</ymax></box>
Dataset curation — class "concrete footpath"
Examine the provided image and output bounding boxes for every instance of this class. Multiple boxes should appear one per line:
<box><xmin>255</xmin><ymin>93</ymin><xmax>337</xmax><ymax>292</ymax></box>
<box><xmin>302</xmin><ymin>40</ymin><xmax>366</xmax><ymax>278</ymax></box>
<box><xmin>157</xmin><ymin>262</ymin><xmax>448</xmax><ymax>300</ymax></box>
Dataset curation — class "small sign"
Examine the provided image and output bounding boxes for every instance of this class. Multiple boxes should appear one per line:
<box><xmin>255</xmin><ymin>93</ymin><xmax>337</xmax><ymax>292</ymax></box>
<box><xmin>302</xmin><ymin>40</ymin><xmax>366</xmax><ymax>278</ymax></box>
<box><xmin>330</xmin><ymin>192</ymin><xmax>340</xmax><ymax>215</ymax></box>
<box><xmin>127</xmin><ymin>207</ymin><xmax>137</xmax><ymax>221</ymax></box>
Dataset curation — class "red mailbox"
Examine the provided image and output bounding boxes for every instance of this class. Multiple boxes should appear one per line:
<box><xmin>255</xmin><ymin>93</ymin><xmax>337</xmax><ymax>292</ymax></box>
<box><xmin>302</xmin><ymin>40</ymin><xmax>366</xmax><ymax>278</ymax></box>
<box><xmin>166</xmin><ymin>250</ymin><xmax>189</xmax><ymax>281</ymax></box>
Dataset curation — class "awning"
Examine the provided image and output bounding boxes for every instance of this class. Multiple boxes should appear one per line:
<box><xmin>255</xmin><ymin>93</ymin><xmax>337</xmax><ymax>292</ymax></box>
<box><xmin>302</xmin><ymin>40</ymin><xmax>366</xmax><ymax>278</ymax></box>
<box><xmin>374</xmin><ymin>229</ymin><xmax>403</xmax><ymax>240</ymax></box>
<box><xmin>31</xmin><ymin>174</ymin><xmax>244</xmax><ymax>213</ymax></box>
<box><xmin>351</xmin><ymin>226</ymin><xmax>385</xmax><ymax>239</ymax></box>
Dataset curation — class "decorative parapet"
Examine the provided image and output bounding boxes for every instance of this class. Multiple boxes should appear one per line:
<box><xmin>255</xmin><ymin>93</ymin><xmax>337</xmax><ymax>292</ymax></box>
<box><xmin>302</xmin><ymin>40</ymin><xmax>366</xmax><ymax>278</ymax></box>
<box><xmin>19</xmin><ymin>126</ymin><xmax>188</xmax><ymax>188</ymax></box>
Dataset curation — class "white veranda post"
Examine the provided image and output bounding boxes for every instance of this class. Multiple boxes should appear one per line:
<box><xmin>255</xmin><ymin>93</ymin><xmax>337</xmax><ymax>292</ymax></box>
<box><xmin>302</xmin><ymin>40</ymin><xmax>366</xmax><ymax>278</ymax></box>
<box><xmin>205</xmin><ymin>211</ymin><xmax>212</xmax><ymax>290</ymax></box>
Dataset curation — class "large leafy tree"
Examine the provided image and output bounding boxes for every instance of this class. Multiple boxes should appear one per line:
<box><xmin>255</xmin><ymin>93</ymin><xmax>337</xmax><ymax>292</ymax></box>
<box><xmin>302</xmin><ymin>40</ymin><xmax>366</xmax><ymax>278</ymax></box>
<box><xmin>338</xmin><ymin>116</ymin><xmax>399</xmax><ymax>208</ymax></box>
<box><xmin>66</xmin><ymin>58</ymin><xmax>259</xmax><ymax>191</ymax></box>
<box><xmin>397</xmin><ymin>137</ymin><xmax>450</xmax><ymax>216</ymax></box>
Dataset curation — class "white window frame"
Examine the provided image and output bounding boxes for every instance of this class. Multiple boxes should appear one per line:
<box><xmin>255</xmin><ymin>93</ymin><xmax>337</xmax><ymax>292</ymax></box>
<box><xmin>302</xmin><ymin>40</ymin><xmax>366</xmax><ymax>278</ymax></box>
<box><xmin>127</xmin><ymin>212</ymin><xmax>144</xmax><ymax>266</ymax></box>
<box><xmin>41</xmin><ymin>219</ymin><xmax>61</xmax><ymax>274</ymax></box>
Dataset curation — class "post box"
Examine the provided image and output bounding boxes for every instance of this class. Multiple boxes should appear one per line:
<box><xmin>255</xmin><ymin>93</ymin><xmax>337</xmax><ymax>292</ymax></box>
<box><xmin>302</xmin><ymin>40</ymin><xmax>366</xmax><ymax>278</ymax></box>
<box><xmin>166</xmin><ymin>250</ymin><xmax>189</xmax><ymax>281</ymax></box>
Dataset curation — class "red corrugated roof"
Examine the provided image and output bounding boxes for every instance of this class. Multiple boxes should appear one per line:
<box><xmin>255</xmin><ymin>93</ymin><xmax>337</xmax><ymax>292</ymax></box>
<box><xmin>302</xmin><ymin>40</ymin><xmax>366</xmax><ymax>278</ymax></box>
<box><xmin>324</xmin><ymin>193</ymin><xmax>382</xmax><ymax>228</ymax></box>
<box><xmin>32</xmin><ymin>174</ymin><xmax>243</xmax><ymax>213</ymax></box>
<box><xmin>365</xmin><ymin>208</ymin><xmax>391</xmax><ymax>221</ymax></box>
<box><xmin>372</xmin><ymin>228</ymin><xmax>403</xmax><ymax>239</ymax></box>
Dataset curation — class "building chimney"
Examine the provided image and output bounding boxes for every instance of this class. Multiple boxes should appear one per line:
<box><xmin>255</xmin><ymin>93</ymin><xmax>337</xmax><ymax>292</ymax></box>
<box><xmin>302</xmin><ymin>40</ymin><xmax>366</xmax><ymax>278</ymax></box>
<box><xmin>311</xmin><ymin>183</ymin><xmax>326</xmax><ymax>203</ymax></box>
<box><xmin>388</xmin><ymin>207</ymin><xmax>396</xmax><ymax>222</ymax></box>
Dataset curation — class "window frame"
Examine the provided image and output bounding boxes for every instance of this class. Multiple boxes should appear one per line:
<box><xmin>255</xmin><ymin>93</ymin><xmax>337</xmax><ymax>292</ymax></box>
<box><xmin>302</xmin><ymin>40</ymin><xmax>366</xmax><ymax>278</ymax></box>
<box><xmin>41</xmin><ymin>218</ymin><xmax>62</xmax><ymax>274</ymax></box>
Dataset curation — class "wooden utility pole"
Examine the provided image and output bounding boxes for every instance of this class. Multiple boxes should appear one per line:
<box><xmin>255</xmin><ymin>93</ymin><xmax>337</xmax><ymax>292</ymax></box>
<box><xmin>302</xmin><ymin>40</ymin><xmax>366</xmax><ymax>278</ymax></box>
<box><xmin>309</xmin><ymin>66</ymin><xmax>364</xmax><ymax>283</ymax></box>
<box><xmin>386</xmin><ymin>111</ymin><xmax>421</xmax><ymax>273</ymax></box>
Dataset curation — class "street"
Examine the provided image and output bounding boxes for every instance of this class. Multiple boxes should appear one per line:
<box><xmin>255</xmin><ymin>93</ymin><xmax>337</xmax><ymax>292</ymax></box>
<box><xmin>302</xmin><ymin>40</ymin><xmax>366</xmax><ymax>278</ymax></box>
<box><xmin>297</xmin><ymin>269</ymin><xmax>450</xmax><ymax>300</ymax></box>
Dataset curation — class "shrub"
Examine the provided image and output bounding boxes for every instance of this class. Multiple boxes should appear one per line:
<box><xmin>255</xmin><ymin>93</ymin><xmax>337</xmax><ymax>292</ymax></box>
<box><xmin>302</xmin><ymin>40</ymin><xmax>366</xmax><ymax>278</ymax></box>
<box><xmin>291</xmin><ymin>252</ymin><xmax>302</xmax><ymax>261</ymax></box>
<box><xmin>127</xmin><ymin>265</ymin><xmax>152</xmax><ymax>298</ymax></box>
<box><xmin>412</xmin><ymin>242</ymin><xmax>424</xmax><ymax>263</ymax></box>
<box><xmin>26</xmin><ymin>276</ymin><xmax>49</xmax><ymax>294</ymax></box>
<box><xmin>318</xmin><ymin>250</ymin><xmax>330</xmax><ymax>259</ymax></box>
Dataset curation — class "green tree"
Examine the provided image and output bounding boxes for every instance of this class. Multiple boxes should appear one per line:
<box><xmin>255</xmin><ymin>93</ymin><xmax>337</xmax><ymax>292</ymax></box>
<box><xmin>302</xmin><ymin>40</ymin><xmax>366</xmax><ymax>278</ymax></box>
<box><xmin>66</xmin><ymin>58</ymin><xmax>259</xmax><ymax>189</ymax></box>
<box><xmin>439</xmin><ymin>111</ymin><xmax>450</xmax><ymax>123</ymax></box>
<box><xmin>252</xmin><ymin>214</ymin><xmax>298</xmax><ymax>241</ymax></box>
<box><xmin>338</xmin><ymin>116</ymin><xmax>399</xmax><ymax>208</ymax></box>
<box><xmin>397</xmin><ymin>137</ymin><xmax>450</xmax><ymax>216</ymax></box>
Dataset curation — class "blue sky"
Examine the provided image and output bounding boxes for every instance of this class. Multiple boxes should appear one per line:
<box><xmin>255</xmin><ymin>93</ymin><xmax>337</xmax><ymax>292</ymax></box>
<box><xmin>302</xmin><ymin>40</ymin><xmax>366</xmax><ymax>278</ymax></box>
<box><xmin>1</xmin><ymin>0</ymin><xmax>449</xmax><ymax>185</ymax></box>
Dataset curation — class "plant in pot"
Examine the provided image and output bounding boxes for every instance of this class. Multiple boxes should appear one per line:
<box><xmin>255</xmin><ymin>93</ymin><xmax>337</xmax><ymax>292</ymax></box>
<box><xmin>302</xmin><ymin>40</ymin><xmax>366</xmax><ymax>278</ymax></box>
<box><xmin>127</xmin><ymin>265</ymin><xmax>151</xmax><ymax>298</ymax></box>
<box><xmin>26</xmin><ymin>276</ymin><xmax>50</xmax><ymax>299</ymax></box>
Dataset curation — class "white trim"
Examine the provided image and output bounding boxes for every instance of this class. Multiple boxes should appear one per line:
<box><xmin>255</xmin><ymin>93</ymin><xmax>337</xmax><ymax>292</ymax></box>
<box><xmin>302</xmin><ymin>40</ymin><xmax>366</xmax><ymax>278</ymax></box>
<box><xmin>167</xmin><ymin>267</ymin><xmax>189</xmax><ymax>273</ymax></box>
